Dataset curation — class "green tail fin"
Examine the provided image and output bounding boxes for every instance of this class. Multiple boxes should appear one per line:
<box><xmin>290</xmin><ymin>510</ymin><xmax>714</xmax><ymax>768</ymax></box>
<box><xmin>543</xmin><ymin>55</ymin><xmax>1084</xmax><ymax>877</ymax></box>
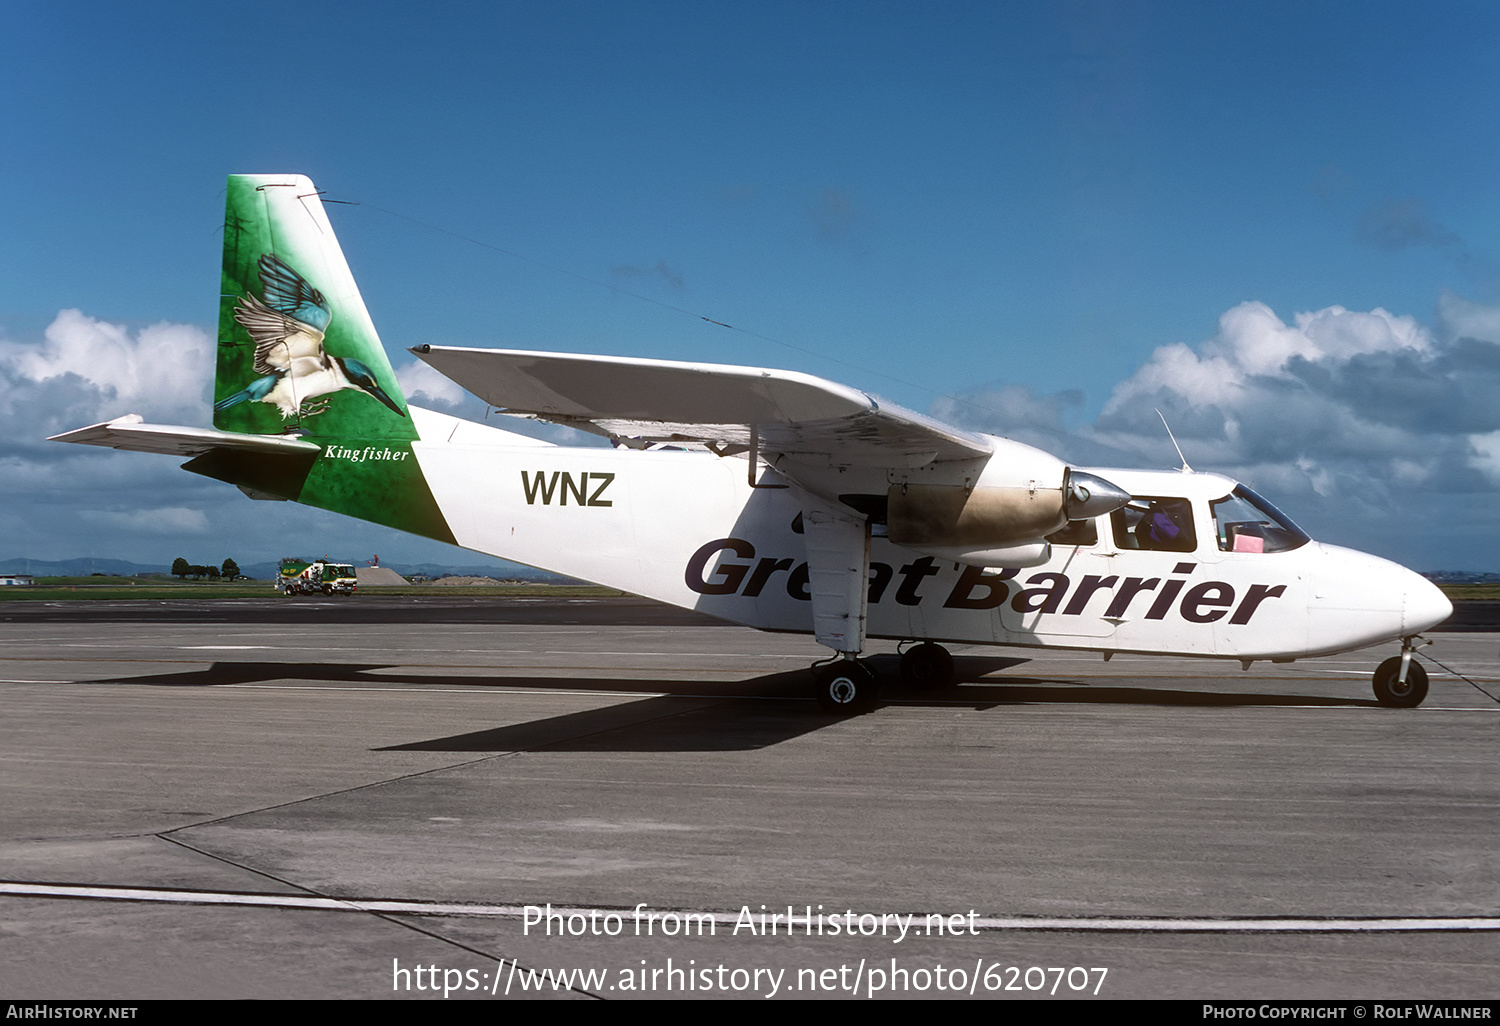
<box><xmin>199</xmin><ymin>175</ymin><xmax>454</xmax><ymax>544</ymax></box>
<box><xmin>214</xmin><ymin>174</ymin><xmax>415</xmax><ymax>440</ymax></box>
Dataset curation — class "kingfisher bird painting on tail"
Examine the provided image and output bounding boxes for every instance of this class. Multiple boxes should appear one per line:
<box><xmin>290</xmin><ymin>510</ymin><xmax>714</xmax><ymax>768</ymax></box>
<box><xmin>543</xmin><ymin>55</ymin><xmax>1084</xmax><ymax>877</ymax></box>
<box><xmin>217</xmin><ymin>253</ymin><xmax>403</xmax><ymax>420</ymax></box>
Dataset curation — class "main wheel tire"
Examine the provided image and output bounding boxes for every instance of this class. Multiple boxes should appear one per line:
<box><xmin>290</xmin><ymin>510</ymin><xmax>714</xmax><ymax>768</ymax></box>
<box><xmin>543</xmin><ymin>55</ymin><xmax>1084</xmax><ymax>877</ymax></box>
<box><xmin>1373</xmin><ymin>656</ymin><xmax>1428</xmax><ymax>708</ymax></box>
<box><xmin>814</xmin><ymin>660</ymin><xmax>879</xmax><ymax>714</ymax></box>
<box><xmin>900</xmin><ymin>643</ymin><xmax>955</xmax><ymax>690</ymax></box>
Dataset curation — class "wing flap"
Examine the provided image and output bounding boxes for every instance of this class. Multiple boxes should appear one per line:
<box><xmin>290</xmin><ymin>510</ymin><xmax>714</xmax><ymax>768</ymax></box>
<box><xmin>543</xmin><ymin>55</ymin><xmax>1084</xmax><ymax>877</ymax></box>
<box><xmin>50</xmin><ymin>415</ymin><xmax>322</xmax><ymax>458</ymax></box>
<box><xmin>411</xmin><ymin>346</ymin><xmax>991</xmax><ymax>464</ymax></box>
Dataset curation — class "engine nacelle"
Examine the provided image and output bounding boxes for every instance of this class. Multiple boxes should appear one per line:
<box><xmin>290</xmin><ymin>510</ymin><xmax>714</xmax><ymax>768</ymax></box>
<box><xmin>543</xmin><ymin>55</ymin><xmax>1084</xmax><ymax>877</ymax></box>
<box><xmin>886</xmin><ymin>438</ymin><xmax>1129</xmax><ymax>567</ymax></box>
<box><xmin>888</xmin><ymin>481</ymin><xmax>1066</xmax><ymax>549</ymax></box>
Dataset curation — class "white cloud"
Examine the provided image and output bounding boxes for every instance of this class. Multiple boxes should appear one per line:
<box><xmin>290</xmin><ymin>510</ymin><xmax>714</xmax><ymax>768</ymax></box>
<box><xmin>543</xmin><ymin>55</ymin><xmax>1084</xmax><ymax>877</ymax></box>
<box><xmin>937</xmin><ymin>299</ymin><xmax>1500</xmax><ymax>568</ymax></box>
<box><xmin>394</xmin><ymin>357</ymin><xmax>468</xmax><ymax>408</ymax></box>
<box><xmin>1100</xmin><ymin>302</ymin><xmax>1431</xmax><ymax>417</ymax></box>
<box><xmin>0</xmin><ymin>310</ymin><xmax>211</xmax><ymax>422</ymax></box>
<box><xmin>1436</xmin><ymin>290</ymin><xmax>1500</xmax><ymax>344</ymax></box>
<box><xmin>1089</xmin><ymin>302</ymin><xmax>1483</xmax><ymax>482</ymax></box>
<box><xmin>1470</xmin><ymin>431</ymin><xmax>1500</xmax><ymax>484</ymax></box>
<box><xmin>0</xmin><ymin>312</ymin><xmax>223</xmax><ymax>562</ymax></box>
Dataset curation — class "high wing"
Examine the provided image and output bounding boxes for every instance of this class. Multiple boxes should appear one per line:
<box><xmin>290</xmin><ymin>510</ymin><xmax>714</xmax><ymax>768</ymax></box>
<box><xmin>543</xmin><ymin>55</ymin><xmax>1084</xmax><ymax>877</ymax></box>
<box><xmin>410</xmin><ymin>346</ymin><xmax>993</xmax><ymax>467</ymax></box>
<box><xmin>49</xmin><ymin>415</ymin><xmax>321</xmax><ymax>458</ymax></box>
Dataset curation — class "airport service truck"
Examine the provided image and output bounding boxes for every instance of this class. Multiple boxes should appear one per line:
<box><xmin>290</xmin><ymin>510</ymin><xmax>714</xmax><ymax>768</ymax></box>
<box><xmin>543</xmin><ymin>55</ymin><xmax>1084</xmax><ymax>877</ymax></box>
<box><xmin>276</xmin><ymin>558</ymin><xmax>358</xmax><ymax>596</ymax></box>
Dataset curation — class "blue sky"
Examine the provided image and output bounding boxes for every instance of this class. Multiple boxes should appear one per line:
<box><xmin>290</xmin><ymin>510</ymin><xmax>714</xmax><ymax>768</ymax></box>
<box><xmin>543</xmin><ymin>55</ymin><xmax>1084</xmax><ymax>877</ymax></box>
<box><xmin>3</xmin><ymin>1</ymin><xmax>1499</xmax><ymax>571</ymax></box>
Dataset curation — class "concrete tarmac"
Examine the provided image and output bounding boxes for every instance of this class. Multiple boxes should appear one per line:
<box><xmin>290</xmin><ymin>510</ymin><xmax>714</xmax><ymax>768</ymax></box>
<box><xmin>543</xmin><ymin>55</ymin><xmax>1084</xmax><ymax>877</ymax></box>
<box><xmin>1</xmin><ymin>597</ymin><xmax>1497</xmax><ymax>1000</ymax></box>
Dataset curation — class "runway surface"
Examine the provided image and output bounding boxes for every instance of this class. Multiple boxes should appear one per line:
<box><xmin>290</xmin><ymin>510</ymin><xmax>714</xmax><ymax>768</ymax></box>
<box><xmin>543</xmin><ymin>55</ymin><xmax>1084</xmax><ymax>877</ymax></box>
<box><xmin>2</xmin><ymin>596</ymin><xmax>1497</xmax><ymax>1000</ymax></box>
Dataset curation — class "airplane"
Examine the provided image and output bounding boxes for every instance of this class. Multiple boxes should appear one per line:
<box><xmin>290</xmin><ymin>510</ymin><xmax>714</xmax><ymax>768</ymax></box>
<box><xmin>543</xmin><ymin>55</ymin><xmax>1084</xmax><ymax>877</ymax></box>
<box><xmin>51</xmin><ymin>174</ymin><xmax>1453</xmax><ymax>713</ymax></box>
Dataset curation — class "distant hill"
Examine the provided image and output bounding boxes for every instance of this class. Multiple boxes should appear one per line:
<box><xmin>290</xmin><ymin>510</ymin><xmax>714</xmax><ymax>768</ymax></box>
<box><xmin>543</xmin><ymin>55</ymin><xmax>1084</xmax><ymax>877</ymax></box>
<box><xmin>0</xmin><ymin>557</ymin><xmax>160</xmax><ymax>577</ymax></box>
<box><xmin>1423</xmin><ymin>570</ymin><xmax>1500</xmax><ymax>584</ymax></box>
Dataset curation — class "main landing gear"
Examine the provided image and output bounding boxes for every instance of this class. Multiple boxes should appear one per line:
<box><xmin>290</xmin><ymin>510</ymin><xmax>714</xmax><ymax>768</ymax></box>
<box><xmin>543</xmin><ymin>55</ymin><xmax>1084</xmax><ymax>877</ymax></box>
<box><xmin>1372</xmin><ymin>637</ymin><xmax>1430</xmax><ymax>708</ymax></box>
<box><xmin>813</xmin><ymin>642</ymin><xmax>959</xmax><ymax>715</ymax></box>
<box><xmin>814</xmin><ymin>658</ymin><xmax>879</xmax><ymax>714</ymax></box>
<box><xmin>899</xmin><ymin>642</ymin><xmax>955</xmax><ymax>690</ymax></box>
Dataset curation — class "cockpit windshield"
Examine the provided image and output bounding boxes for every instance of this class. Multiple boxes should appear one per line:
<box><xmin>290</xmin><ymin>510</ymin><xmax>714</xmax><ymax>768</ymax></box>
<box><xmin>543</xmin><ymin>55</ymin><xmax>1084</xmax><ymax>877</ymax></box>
<box><xmin>1210</xmin><ymin>485</ymin><xmax>1311</xmax><ymax>553</ymax></box>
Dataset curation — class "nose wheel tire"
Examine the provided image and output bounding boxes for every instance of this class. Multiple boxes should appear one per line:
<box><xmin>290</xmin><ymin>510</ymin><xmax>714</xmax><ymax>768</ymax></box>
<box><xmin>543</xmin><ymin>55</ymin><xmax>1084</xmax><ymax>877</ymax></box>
<box><xmin>899</xmin><ymin>643</ymin><xmax>955</xmax><ymax>690</ymax></box>
<box><xmin>1373</xmin><ymin>656</ymin><xmax>1428</xmax><ymax>708</ymax></box>
<box><xmin>814</xmin><ymin>660</ymin><xmax>879</xmax><ymax>714</ymax></box>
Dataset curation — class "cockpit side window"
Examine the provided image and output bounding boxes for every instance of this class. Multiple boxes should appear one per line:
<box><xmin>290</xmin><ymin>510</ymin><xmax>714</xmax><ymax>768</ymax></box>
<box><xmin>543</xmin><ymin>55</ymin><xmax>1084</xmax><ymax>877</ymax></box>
<box><xmin>1210</xmin><ymin>485</ymin><xmax>1311</xmax><ymax>553</ymax></box>
<box><xmin>1111</xmin><ymin>497</ymin><xmax>1197</xmax><ymax>553</ymax></box>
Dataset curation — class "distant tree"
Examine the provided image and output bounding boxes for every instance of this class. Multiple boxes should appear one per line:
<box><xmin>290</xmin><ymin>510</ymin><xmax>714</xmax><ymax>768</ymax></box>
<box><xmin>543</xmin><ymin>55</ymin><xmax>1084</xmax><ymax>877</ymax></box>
<box><xmin>172</xmin><ymin>557</ymin><xmax>190</xmax><ymax>579</ymax></box>
<box><xmin>189</xmin><ymin>565</ymin><xmax>209</xmax><ymax>579</ymax></box>
<box><xmin>221</xmin><ymin>558</ymin><xmax>240</xmax><ymax>580</ymax></box>
<box><xmin>205</xmin><ymin>566</ymin><xmax>220</xmax><ymax>580</ymax></box>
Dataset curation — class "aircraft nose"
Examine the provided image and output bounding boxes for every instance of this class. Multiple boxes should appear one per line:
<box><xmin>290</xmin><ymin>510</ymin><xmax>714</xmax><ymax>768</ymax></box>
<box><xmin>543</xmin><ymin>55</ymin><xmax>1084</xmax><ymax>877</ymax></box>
<box><xmin>1405</xmin><ymin>574</ymin><xmax>1453</xmax><ymax>634</ymax></box>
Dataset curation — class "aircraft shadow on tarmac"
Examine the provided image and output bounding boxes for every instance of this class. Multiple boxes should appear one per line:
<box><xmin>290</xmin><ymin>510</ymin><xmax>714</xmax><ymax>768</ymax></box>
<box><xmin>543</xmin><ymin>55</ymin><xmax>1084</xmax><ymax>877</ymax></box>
<box><xmin>80</xmin><ymin>654</ymin><xmax>1376</xmax><ymax>753</ymax></box>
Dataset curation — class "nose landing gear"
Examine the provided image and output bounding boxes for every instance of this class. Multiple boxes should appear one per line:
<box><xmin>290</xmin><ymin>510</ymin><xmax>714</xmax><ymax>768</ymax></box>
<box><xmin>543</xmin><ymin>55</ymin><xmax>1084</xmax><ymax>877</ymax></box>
<box><xmin>1372</xmin><ymin>637</ymin><xmax>1431</xmax><ymax>708</ymax></box>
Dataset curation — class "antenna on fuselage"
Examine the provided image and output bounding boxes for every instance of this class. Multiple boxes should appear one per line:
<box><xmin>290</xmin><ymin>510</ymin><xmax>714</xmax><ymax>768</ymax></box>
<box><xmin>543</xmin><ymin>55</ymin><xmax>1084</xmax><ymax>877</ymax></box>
<box><xmin>1155</xmin><ymin>408</ymin><xmax>1193</xmax><ymax>473</ymax></box>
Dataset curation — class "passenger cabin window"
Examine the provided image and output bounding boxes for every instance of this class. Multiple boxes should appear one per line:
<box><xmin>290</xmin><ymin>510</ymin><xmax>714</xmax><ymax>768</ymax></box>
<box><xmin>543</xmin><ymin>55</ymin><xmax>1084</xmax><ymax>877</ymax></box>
<box><xmin>1210</xmin><ymin>485</ymin><xmax>1311</xmax><ymax>553</ymax></box>
<box><xmin>1111</xmin><ymin>497</ymin><xmax>1197</xmax><ymax>553</ymax></box>
<box><xmin>1047</xmin><ymin>518</ymin><xmax>1098</xmax><ymax>546</ymax></box>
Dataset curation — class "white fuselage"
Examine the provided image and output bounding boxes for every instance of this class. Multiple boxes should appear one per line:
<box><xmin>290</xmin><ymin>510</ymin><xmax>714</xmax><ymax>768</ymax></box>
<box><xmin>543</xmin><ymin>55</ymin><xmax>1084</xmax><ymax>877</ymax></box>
<box><xmin>405</xmin><ymin>407</ymin><xmax>1450</xmax><ymax>663</ymax></box>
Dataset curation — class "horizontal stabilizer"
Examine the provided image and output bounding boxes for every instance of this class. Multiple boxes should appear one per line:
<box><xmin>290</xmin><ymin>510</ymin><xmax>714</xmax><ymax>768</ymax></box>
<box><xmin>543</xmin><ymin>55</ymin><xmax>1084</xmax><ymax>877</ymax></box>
<box><xmin>49</xmin><ymin>415</ymin><xmax>322</xmax><ymax>458</ymax></box>
<box><xmin>412</xmin><ymin>346</ymin><xmax>991</xmax><ymax>466</ymax></box>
